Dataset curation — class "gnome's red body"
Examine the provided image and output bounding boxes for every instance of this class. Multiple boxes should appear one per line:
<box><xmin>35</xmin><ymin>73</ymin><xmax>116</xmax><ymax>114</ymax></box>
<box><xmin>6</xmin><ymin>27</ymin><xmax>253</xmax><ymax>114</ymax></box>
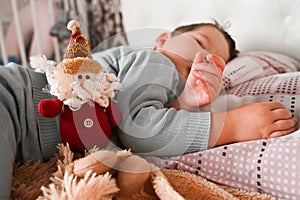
<box><xmin>38</xmin><ymin>99</ymin><xmax>121</xmax><ymax>153</ymax></box>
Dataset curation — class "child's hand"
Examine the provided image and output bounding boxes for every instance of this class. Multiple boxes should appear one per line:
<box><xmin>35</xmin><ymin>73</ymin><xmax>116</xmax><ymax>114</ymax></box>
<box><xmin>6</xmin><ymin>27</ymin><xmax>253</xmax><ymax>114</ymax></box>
<box><xmin>230</xmin><ymin>102</ymin><xmax>297</xmax><ymax>140</ymax></box>
<box><xmin>176</xmin><ymin>52</ymin><xmax>225</xmax><ymax>111</ymax></box>
<box><xmin>210</xmin><ymin>102</ymin><xmax>298</xmax><ymax>147</ymax></box>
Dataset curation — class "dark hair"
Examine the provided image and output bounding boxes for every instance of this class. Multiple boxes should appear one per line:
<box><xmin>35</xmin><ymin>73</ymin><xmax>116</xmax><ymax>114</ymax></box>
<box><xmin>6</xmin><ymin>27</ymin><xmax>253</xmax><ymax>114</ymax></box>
<box><xmin>171</xmin><ymin>20</ymin><xmax>239</xmax><ymax>61</ymax></box>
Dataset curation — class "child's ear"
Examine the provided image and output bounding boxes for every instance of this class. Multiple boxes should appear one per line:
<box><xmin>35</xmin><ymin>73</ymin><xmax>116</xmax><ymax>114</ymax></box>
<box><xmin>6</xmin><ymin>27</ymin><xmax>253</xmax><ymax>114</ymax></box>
<box><xmin>155</xmin><ymin>32</ymin><xmax>171</xmax><ymax>48</ymax></box>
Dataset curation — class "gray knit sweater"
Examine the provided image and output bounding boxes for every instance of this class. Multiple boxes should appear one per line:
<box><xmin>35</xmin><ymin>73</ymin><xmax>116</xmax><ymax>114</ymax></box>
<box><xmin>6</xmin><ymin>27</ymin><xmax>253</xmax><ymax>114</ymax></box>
<box><xmin>0</xmin><ymin>64</ymin><xmax>60</xmax><ymax>162</ymax></box>
<box><xmin>93</xmin><ymin>46</ymin><xmax>211</xmax><ymax>156</ymax></box>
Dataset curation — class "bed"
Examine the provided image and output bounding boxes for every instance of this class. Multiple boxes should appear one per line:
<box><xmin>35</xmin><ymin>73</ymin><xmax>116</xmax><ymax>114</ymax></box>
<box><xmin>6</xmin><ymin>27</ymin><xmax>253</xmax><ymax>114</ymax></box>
<box><xmin>9</xmin><ymin>0</ymin><xmax>300</xmax><ymax>199</ymax></box>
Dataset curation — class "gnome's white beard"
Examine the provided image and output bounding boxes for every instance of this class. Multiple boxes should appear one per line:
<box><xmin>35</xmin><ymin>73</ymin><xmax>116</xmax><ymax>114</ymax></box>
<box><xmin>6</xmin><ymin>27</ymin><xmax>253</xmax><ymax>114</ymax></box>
<box><xmin>45</xmin><ymin>68</ymin><xmax>122</xmax><ymax>111</ymax></box>
<box><xmin>64</xmin><ymin>79</ymin><xmax>97</xmax><ymax>111</ymax></box>
<box><xmin>65</xmin><ymin>72</ymin><xmax>122</xmax><ymax>111</ymax></box>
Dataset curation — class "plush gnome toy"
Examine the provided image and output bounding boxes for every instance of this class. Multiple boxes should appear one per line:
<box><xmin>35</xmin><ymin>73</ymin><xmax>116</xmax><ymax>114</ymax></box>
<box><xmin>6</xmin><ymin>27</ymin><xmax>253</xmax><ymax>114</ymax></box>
<box><xmin>30</xmin><ymin>20</ymin><xmax>122</xmax><ymax>153</ymax></box>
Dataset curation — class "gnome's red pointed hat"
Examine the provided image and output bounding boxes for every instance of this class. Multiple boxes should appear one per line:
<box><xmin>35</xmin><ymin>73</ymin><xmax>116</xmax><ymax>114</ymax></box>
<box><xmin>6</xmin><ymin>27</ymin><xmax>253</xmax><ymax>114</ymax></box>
<box><xmin>64</xmin><ymin>20</ymin><xmax>91</xmax><ymax>59</ymax></box>
<box><xmin>57</xmin><ymin>20</ymin><xmax>103</xmax><ymax>75</ymax></box>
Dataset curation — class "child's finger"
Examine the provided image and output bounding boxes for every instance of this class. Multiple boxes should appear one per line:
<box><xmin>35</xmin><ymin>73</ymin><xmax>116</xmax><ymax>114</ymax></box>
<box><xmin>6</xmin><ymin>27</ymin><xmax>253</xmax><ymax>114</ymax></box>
<box><xmin>192</xmin><ymin>69</ymin><xmax>220</xmax><ymax>84</ymax></box>
<box><xmin>196</xmin><ymin>79</ymin><xmax>210</xmax><ymax>97</ymax></box>
<box><xmin>193</xmin><ymin>52</ymin><xmax>206</xmax><ymax>65</ymax></box>
<box><xmin>269</xmin><ymin>127</ymin><xmax>296</xmax><ymax>138</ymax></box>
<box><xmin>207</xmin><ymin>54</ymin><xmax>225</xmax><ymax>71</ymax></box>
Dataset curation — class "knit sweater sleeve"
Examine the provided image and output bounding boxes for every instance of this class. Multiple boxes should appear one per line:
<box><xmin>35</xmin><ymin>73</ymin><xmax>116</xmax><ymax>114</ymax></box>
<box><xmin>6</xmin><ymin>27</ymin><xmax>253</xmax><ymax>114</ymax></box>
<box><xmin>0</xmin><ymin>65</ymin><xmax>60</xmax><ymax>161</ymax></box>
<box><xmin>93</xmin><ymin>47</ymin><xmax>211</xmax><ymax>156</ymax></box>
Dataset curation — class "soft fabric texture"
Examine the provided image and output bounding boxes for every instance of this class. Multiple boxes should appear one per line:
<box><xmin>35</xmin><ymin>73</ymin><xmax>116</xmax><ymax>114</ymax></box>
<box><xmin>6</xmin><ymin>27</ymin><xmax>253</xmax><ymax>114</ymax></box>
<box><xmin>148</xmin><ymin>130</ymin><xmax>300</xmax><ymax>199</ymax></box>
<box><xmin>39</xmin><ymin>100</ymin><xmax>119</xmax><ymax>153</ymax></box>
<box><xmin>223</xmin><ymin>51</ymin><xmax>300</xmax><ymax>89</ymax></box>
<box><xmin>11</xmin><ymin>144</ymin><xmax>278</xmax><ymax>200</ymax></box>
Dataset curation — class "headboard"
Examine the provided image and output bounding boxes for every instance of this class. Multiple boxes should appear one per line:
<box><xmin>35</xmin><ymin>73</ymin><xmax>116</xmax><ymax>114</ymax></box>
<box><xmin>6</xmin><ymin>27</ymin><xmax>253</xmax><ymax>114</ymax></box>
<box><xmin>120</xmin><ymin>0</ymin><xmax>300</xmax><ymax>60</ymax></box>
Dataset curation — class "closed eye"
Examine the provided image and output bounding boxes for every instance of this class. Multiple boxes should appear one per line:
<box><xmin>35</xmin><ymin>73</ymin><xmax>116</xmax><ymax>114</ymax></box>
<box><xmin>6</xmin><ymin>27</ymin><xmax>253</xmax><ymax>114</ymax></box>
<box><xmin>196</xmin><ymin>40</ymin><xmax>206</xmax><ymax>49</ymax></box>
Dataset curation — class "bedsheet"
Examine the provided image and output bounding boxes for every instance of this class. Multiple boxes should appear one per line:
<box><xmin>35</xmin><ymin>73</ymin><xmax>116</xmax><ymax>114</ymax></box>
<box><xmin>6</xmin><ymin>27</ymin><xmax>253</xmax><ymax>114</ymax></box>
<box><xmin>147</xmin><ymin>130</ymin><xmax>300</xmax><ymax>199</ymax></box>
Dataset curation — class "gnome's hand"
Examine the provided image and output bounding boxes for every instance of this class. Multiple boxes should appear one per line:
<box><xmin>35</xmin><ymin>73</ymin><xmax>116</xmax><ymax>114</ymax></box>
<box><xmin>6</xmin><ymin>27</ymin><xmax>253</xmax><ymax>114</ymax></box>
<box><xmin>38</xmin><ymin>99</ymin><xmax>64</xmax><ymax>118</ymax></box>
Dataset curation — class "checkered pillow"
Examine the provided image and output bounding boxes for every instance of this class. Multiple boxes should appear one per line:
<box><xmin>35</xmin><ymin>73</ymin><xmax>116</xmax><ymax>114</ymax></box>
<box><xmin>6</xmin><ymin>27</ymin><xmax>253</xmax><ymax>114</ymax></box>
<box><xmin>223</xmin><ymin>51</ymin><xmax>300</xmax><ymax>89</ymax></box>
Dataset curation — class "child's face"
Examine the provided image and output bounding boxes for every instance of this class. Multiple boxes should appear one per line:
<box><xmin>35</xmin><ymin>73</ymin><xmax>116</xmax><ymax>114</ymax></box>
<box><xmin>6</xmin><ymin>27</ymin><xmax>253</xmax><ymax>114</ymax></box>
<box><xmin>157</xmin><ymin>25</ymin><xmax>230</xmax><ymax>64</ymax></box>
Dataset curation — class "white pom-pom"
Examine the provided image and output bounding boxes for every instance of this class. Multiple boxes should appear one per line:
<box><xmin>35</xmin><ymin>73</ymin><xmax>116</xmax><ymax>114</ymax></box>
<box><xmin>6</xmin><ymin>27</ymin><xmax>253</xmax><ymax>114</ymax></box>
<box><xmin>67</xmin><ymin>20</ymin><xmax>80</xmax><ymax>31</ymax></box>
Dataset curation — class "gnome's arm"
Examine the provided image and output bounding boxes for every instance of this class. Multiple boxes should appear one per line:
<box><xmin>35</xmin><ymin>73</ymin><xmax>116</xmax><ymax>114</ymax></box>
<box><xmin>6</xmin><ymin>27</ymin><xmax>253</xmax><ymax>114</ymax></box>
<box><xmin>106</xmin><ymin>102</ymin><xmax>122</xmax><ymax>127</ymax></box>
<box><xmin>38</xmin><ymin>99</ymin><xmax>64</xmax><ymax>118</ymax></box>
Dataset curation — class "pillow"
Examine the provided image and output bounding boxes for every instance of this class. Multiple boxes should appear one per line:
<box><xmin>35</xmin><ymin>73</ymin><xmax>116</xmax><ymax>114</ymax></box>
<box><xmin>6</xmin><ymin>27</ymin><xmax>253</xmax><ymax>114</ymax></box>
<box><xmin>223</xmin><ymin>51</ymin><xmax>300</xmax><ymax>89</ymax></box>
